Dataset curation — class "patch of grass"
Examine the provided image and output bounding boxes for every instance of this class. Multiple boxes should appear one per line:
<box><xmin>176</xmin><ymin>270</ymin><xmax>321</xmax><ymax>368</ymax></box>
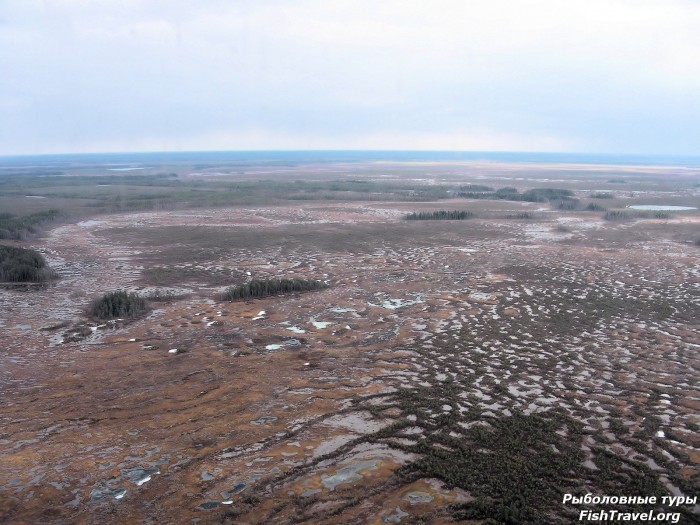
<box><xmin>0</xmin><ymin>245</ymin><xmax>57</xmax><ymax>283</ymax></box>
<box><xmin>89</xmin><ymin>290</ymin><xmax>148</xmax><ymax>320</ymax></box>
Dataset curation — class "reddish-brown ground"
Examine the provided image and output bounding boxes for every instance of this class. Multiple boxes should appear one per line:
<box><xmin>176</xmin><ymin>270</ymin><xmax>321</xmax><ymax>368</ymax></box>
<box><xmin>1</xmin><ymin>199</ymin><xmax>699</xmax><ymax>524</ymax></box>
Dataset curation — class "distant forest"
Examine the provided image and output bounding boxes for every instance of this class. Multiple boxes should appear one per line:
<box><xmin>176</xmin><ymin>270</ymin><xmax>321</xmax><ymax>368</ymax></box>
<box><xmin>406</xmin><ymin>210</ymin><xmax>475</xmax><ymax>220</ymax></box>
<box><xmin>221</xmin><ymin>278</ymin><xmax>328</xmax><ymax>301</ymax></box>
<box><xmin>0</xmin><ymin>245</ymin><xmax>57</xmax><ymax>283</ymax></box>
<box><xmin>457</xmin><ymin>187</ymin><xmax>575</xmax><ymax>203</ymax></box>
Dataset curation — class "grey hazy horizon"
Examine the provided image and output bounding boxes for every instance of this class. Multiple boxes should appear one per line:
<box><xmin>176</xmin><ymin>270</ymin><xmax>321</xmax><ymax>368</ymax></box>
<box><xmin>1</xmin><ymin>1</ymin><xmax>699</xmax><ymax>156</ymax></box>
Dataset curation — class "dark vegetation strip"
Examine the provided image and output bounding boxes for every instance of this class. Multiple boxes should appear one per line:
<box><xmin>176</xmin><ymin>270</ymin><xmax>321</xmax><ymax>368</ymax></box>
<box><xmin>457</xmin><ymin>187</ymin><xmax>574</xmax><ymax>202</ymax></box>
<box><xmin>505</xmin><ymin>212</ymin><xmax>536</xmax><ymax>220</ymax></box>
<box><xmin>0</xmin><ymin>174</ymin><xmax>462</xmax><ymax>216</ymax></box>
<box><xmin>405</xmin><ymin>210</ymin><xmax>475</xmax><ymax>220</ymax></box>
<box><xmin>603</xmin><ymin>210</ymin><xmax>670</xmax><ymax>221</ymax></box>
<box><xmin>0</xmin><ymin>245</ymin><xmax>57</xmax><ymax>283</ymax></box>
<box><xmin>220</xmin><ymin>278</ymin><xmax>328</xmax><ymax>301</ymax></box>
<box><xmin>585</xmin><ymin>203</ymin><xmax>607</xmax><ymax>211</ymax></box>
<box><xmin>458</xmin><ymin>184</ymin><xmax>494</xmax><ymax>191</ymax></box>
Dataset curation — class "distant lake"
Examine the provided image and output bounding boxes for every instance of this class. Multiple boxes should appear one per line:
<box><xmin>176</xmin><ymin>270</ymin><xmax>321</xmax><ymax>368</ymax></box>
<box><xmin>628</xmin><ymin>205</ymin><xmax>697</xmax><ymax>211</ymax></box>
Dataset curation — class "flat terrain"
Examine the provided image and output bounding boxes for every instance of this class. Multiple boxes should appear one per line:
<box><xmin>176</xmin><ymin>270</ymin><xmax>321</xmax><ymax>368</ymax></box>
<box><xmin>1</xmin><ymin>158</ymin><xmax>699</xmax><ymax>524</ymax></box>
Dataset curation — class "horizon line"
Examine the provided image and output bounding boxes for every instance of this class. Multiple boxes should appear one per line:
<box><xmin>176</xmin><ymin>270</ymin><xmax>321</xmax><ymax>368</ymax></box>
<box><xmin>2</xmin><ymin>149</ymin><xmax>700</xmax><ymax>159</ymax></box>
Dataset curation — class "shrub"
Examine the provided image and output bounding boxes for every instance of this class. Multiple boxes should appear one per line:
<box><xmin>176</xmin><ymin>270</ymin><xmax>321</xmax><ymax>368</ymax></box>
<box><xmin>89</xmin><ymin>291</ymin><xmax>148</xmax><ymax>320</ymax></box>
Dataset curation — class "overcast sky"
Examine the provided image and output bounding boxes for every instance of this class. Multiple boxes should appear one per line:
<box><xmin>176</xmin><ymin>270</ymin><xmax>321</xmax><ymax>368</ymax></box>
<box><xmin>1</xmin><ymin>0</ymin><xmax>699</xmax><ymax>155</ymax></box>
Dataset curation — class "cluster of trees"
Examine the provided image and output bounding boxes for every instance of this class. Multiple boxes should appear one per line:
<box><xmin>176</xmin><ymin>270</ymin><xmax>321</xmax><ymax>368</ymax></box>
<box><xmin>603</xmin><ymin>209</ymin><xmax>669</xmax><ymax>221</ymax></box>
<box><xmin>0</xmin><ymin>210</ymin><xmax>60</xmax><ymax>240</ymax></box>
<box><xmin>521</xmin><ymin>188</ymin><xmax>575</xmax><ymax>201</ymax></box>
<box><xmin>221</xmin><ymin>278</ymin><xmax>328</xmax><ymax>301</ymax></box>
<box><xmin>586</xmin><ymin>203</ymin><xmax>607</xmax><ymax>211</ymax></box>
<box><xmin>590</xmin><ymin>192</ymin><xmax>614</xmax><ymax>199</ymax></box>
<box><xmin>457</xmin><ymin>187</ymin><xmax>575</xmax><ymax>203</ymax></box>
<box><xmin>145</xmin><ymin>288</ymin><xmax>191</xmax><ymax>302</ymax></box>
<box><xmin>604</xmin><ymin>210</ymin><xmax>630</xmax><ymax>221</ymax></box>
<box><xmin>505</xmin><ymin>212</ymin><xmax>535</xmax><ymax>220</ymax></box>
<box><xmin>89</xmin><ymin>291</ymin><xmax>148</xmax><ymax>320</ymax></box>
<box><xmin>0</xmin><ymin>245</ymin><xmax>57</xmax><ymax>283</ymax></box>
<box><xmin>458</xmin><ymin>184</ymin><xmax>494</xmax><ymax>192</ymax></box>
<box><xmin>405</xmin><ymin>210</ymin><xmax>475</xmax><ymax>220</ymax></box>
<box><xmin>553</xmin><ymin>198</ymin><xmax>580</xmax><ymax>210</ymax></box>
